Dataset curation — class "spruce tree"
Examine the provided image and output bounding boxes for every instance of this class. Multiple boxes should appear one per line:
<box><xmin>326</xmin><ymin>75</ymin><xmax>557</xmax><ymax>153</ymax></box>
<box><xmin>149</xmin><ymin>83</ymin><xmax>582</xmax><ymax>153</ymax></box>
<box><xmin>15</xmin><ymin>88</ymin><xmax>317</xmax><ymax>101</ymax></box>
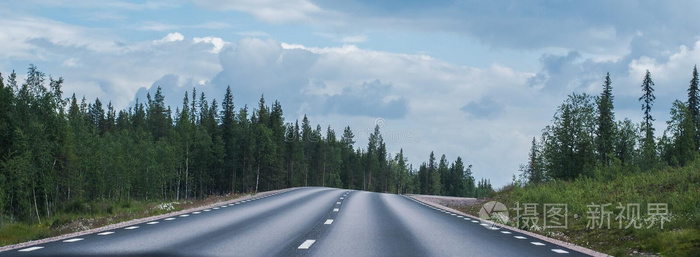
<box><xmin>639</xmin><ymin>70</ymin><xmax>657</xmax><ymax>169</ymax></box>
<box><xmin>687</xmin><ymin>65</ymin><xmax>699</xmax><ymax>150</ymax></box>
<box><xmin>597</xmin><ymin>73</ymin><xmax>615</xmax><ymax>165</ymax></box>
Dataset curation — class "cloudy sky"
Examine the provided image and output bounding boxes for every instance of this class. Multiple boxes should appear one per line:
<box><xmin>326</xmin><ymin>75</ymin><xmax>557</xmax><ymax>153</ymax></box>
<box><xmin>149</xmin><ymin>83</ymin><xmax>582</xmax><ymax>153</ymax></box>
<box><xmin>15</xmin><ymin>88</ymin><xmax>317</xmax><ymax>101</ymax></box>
<box><xmin>3</xmin><ymin>0</ymin><xmax>700</xmax><ymax>187</ymax></box>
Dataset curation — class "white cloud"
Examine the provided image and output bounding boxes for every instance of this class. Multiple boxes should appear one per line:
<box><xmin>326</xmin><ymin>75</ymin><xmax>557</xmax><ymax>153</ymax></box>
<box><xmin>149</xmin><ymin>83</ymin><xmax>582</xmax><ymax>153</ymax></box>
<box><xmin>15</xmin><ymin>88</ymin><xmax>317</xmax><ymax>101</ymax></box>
<box><xmin>193</xmin><ymin>36</ymin><xmax>228</xmax><ymax>54</ymax></box>
<box><xmin>153</xmin><ymin>32</ymin><xmax>185</xmax><ymax>44</ymax></box>
<box><xmin>191</xmin><ymin>0</ymin><xmax>336</xmax><ymax>24</ymax></box>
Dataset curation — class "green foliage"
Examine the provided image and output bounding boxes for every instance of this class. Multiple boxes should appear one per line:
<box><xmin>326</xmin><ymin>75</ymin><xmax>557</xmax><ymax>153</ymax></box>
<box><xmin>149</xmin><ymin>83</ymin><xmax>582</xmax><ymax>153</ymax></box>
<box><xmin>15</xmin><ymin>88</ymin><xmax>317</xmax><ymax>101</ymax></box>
<box><xmin>494</xmin><ymin>160</ymin><xmax>700</xmax><ymax>256</ymax></box>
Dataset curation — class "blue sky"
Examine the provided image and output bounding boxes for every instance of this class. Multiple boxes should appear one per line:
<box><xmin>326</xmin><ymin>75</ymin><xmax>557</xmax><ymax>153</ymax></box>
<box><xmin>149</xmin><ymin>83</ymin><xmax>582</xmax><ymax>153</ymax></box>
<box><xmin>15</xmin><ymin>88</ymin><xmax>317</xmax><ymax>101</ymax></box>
<box><xmin>3</xmin><ymin>0</ymin><xmax>700</xmax><ymax>187</ymax></box>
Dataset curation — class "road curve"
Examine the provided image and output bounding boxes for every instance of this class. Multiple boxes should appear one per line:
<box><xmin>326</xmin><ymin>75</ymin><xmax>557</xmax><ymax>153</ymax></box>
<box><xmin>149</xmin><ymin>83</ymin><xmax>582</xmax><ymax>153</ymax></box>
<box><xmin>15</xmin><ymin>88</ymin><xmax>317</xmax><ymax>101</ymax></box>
<box><xmin>3</xmin><ymin>187</ymin><xmax>591</xmax><ymax>257</ymax></box>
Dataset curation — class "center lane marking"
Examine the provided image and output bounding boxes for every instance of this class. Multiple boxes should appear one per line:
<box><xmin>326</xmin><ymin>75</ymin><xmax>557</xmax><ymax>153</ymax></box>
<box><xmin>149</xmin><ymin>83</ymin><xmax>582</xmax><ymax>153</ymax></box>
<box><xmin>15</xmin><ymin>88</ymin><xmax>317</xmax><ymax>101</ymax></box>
<box><xmin>298</xmin><ymin>239</ymin><xmax>316</xmax><ymax>249</ymax></box>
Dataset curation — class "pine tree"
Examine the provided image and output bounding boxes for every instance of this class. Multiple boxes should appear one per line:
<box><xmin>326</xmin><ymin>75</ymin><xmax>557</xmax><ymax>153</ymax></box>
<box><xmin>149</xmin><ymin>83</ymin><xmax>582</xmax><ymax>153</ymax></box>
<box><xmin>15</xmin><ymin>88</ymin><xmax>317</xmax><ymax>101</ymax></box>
<box><xmin>639</xmin><ymin>70</ymin><xmax>657</xmax><ymax>169</ymax></box>
<box><xmin>687</xmin><ymin>65</ymin><xmax>699</xmax><ymax>151</ymax></box>
<box><xmin>526</xmin><ymin>137</ymin><xmax>544</xmax><ymax>184</ymax></box>
<box><xmin>597</xmin><ymin>73</ymin><xmax>615</xmax><ymax>165</ymax></box>
<box><xmin>220</xmin><ymin>86</ymin><xmax>237</xmax><ymax>192</ymax></box>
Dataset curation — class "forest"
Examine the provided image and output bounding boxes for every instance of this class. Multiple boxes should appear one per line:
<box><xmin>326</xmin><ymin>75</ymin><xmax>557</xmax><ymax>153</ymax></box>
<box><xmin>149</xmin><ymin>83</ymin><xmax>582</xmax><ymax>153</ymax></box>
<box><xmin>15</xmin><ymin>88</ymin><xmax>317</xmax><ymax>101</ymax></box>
<box><xmin>0</xmin><ymin>65</ymin><xmax>492</xmax><ymax>224</ymax></box>
<box><xmin>518</xmin><ymin>67</ymin><xmax>700</xmax><ymax>184</ymax></box>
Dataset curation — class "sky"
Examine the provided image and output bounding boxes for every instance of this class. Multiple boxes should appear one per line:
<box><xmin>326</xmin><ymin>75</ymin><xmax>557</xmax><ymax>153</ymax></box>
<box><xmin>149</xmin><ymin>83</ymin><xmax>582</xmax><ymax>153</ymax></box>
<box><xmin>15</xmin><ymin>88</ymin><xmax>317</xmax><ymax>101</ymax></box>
<box><xmin>3</xmin><ymin>0</ymin><xmax>700</xmax><ymax>187</ymax></box>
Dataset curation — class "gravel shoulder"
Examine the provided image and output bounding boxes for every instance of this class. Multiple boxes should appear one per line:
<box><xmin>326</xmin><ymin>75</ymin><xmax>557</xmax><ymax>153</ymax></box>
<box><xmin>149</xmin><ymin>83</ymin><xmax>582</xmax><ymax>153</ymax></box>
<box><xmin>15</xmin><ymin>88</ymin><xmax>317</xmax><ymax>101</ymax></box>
<box><xmin>406</xmin><ymin>194</ymin><xmax>610</xmax><ymax>257</ymax></box>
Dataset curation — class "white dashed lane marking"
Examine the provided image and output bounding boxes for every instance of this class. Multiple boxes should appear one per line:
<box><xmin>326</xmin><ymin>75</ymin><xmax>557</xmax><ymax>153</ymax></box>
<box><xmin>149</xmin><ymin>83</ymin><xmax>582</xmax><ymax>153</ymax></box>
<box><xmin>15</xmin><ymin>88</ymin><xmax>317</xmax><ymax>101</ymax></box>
<box><xmin>18</xmin><ymin>246</ymin><xmax>43</xmax><ymax>252</ymax></box>
<box><xmin>552</xmin><ymin>249</ymin><xmax>569</xmax><ymax>254</ymax></box>
<box><xmin>471</xmin><ymin>220</ymin><xmax>479</xmax><ymax>223</ymax></box>
<box><xmin>180</xmin><ymin>214</ymin><xmax>189</xmax><ymax>217</ymax></box>
<box><xmin>464</xmin><ymin>218</ymin><xmax>471</xmax><ymax>220</ymax></box>
<box><xmin>165</xmin><ymin>217</ymin><xmax>176</xmax><ymax>220</ymax></box>
<box><xmin>514</xmin><ymin>236</ymin><xmax>527</xmax><ymax>239</ymax></box>
<box><xmin>324</xmin><ymin>219</ymin><xmax>334</xmax><ymax>225</ymax></box>
<box><xmin>531</xmin><ymin>242</ymin><xmax>545</xmax><ymax>246</ymax></box>
<box><xmin>333</xmin><ymin>208</ymin><xmax>339</xmax><ymax>212</ymax></box>
<box><xmin>501</xmin><ymin>231</ymin><xmax>512</xmax><ymax>234</ymax></box>
<box><xmin>336</xmin><ymin>202</ymin><xmax>341</xmax><ymax>205</ymax></box>
<box><xmin>63</xmin><ymin>238</ymin><xmax>84</xmax><ymax>243</ymax></box>
<box><xmin>125</xmin><ymin>226</ymin><xmax>139</xmax><ymax>230</ymax></box>
<box><xmin>192</xmin><ymin>212</ymin><xmax>201</xmax><ymax>214</ymax></box>
<box><xmin>98</xmin><ymin>231</ymin><xmax>114</xmax><ymax>235</ymax></box>
<box><xmin>213</xmin><ymin>207</ymin><xmax>220</xmax><ymax>210</ymax></box>
<box><xmin>298</xmin><ymin>239</ymin><xmax>316</xmax><ymax>249</ymax></box>
<box><xmin>147</xmin><ymin>221</ymin><xmax>159</xmax><ymax>224</ymax></box>
<box><xmin>204</xmin><ymin>209</ymin><xmax>211</xmax><ymax>211</ymax></box>
<box><xmin>457</xmin><ymin>216</ymin><xmax>463</xmax><ymax>218</ymax></box>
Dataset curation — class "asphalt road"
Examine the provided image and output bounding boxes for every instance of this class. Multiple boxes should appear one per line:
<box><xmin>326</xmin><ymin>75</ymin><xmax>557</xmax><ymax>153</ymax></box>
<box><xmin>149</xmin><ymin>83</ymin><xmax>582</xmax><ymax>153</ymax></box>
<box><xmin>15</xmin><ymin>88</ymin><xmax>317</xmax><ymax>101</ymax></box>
<box><xmin>3</xmin><ymin>187</ymin><xmax>591</xmax><ymax>256</ymax></box>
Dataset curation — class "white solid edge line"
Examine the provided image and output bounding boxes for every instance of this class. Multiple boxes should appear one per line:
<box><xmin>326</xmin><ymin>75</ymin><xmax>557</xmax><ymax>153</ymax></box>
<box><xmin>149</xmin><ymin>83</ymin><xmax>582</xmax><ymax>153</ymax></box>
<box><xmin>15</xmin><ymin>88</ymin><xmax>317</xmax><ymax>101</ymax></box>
<box><xmin>298</xmin><ymin>239</ymin><xmax>316</xmax><ymax>249</ymax></box>
<box><xmin>63</xmin><ymin>238</ymin><xmax>84</xmax><ymax>243</ymax></box>
<box><xmin>531</xmin><ymin>242</ymin><xmax>545</xmax><ymax>246</ymax></box>
<box><xmin>18</xmin><ymin>246</ymin><xmax>44</xmax><ymax>252</ymax></box>
<box><xmin>324</xmin><ymin>219</ymin><xmax>334</xmax><ymax>225</ymax></box>
<box><xmin>552</xmin><ymin>249</ymin><xmax>569</xmax><ymax>254</ymax></box>
<box><xmin>98</xmin><ymin>231</ymin><xmax>114</xmax><ymax>235</ymax></box>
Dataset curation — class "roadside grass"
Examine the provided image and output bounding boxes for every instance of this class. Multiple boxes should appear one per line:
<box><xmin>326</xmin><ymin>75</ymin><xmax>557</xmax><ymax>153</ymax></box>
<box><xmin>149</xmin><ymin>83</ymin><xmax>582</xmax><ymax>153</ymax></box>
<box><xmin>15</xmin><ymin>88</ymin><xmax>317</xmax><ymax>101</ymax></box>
<box><xmin>0</xmin><ymin>193</ymin><xmax>251</xmax><ymax>247</ymax></box>
<box><xmin>448</xmin><ymin>160</ymin><xmax>700</xmax><ymax>256</ymax></box>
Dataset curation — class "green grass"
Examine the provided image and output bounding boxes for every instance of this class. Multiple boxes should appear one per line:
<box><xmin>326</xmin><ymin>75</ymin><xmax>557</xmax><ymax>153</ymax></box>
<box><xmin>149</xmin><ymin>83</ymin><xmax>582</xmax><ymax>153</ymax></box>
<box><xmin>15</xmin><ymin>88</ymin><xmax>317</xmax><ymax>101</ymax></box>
<box><xmin>0</xmin><ymin>193</ymin><xmax>251</xmax><ymax>247</ymax></box>
<box><xmin>450</xmin><ymin>160</ymin><xmax>700</xmax><ymax>256</ymax></box>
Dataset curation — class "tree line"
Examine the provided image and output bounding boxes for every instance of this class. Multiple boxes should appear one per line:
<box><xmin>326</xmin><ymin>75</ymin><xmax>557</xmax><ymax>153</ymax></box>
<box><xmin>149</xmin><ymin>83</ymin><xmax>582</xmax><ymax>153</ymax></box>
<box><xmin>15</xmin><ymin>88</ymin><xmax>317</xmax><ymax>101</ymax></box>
<box><xmin>520</xmin><ymin>66</ymin><xmax>700</xmax><ymax>184</ymax></box>
<box><xmin>0</xmin><ymin>65</ymin><xmax>491</xmax><ymax>224</ymax></box>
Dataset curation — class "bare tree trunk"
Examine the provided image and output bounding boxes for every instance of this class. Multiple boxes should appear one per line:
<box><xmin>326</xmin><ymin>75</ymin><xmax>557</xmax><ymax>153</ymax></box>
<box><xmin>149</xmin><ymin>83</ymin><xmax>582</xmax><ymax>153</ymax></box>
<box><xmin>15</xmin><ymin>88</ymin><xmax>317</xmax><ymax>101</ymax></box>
<box><xmin>32</xmin><ymin>186</ymin><xmax>41</xmax><ymax>224</ymax></box>
<box><xmin>176</xmin><ymin>164</ymin><xmax>181</xmax><ymax>200</ymax></box>
<box><xmin>255</xmin><ymin>163</ymin><xmax>260</xmax><ymax>193</ymax></box>
<box><xmin>322</xmin><ymin>150</ymin><xmax>326</xmax><ymax>187</ymax></box>
<box><xmin>232</xmin><ymin>164</ymin><xmax>236</xmax><ymax>193</ymax></box>
<box><xmin>185</xmin><ymin>142</ymin><xmax>189</xmax><ymax>200</ymax></box>
<box><xmin>45</xmin><ymin>192</ymin><xmax>50</xmax><ymax>220</ymax></box>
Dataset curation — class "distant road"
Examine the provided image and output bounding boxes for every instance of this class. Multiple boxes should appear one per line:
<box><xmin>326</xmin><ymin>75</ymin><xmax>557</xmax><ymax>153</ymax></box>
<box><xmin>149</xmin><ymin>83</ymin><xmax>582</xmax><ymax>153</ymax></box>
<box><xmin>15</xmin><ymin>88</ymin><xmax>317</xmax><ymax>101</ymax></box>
<box><xmin>3</xmin><ymin>187</ymin><xmax>590</xmax><ymax>256</ymax></box>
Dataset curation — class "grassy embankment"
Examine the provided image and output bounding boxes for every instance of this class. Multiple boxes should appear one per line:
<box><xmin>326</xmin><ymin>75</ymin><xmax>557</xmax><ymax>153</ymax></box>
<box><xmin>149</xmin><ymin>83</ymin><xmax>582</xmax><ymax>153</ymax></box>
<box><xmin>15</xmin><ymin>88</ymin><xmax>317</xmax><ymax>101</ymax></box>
<box><xmin>448</xmin><ymin>160</ymin><xmax>700</xmax><ymax>256</ymax></box>
<box><xmin>0</xmin><ymin>193</ymin><xmax>251</xmax><ymax>247</ymax></box>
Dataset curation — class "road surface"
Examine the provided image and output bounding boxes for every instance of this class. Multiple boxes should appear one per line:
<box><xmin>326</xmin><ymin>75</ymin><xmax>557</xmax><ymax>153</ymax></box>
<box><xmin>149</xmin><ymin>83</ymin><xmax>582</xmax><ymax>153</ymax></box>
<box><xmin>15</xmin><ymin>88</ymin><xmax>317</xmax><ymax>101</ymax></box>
<box><xmin>2</xmin><ymin>187</ymin><xmax>591</xmax><ymax>256</ymax></box>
